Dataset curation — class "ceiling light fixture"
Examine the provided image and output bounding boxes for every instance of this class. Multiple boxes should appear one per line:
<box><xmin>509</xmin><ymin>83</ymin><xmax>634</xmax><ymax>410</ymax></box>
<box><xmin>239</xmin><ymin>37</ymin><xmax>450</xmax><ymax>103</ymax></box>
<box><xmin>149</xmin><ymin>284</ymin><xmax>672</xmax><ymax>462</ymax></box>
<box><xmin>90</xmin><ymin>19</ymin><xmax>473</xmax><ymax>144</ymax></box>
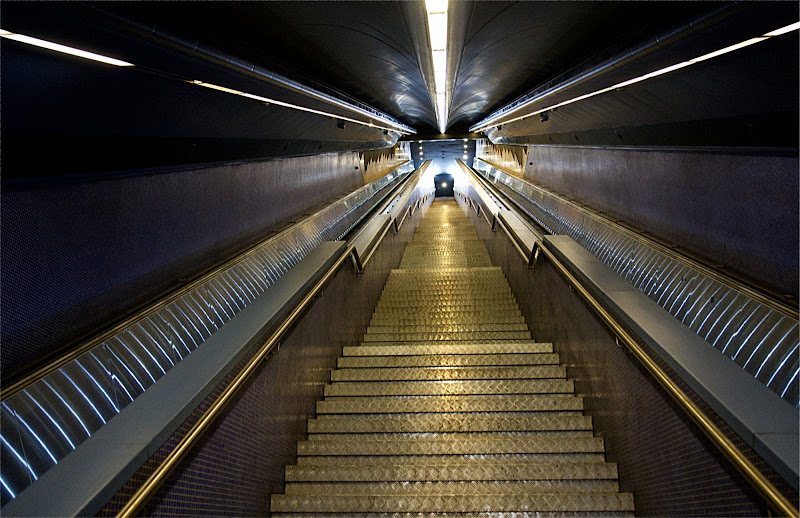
<box><xmin>0</xmin><ymin>29</ymin><xmax>413</xmax><ymax>135</ymax></box>
<box><xmin>426</xmin><ymin>0</ymin><xmax>448</xmax><ymax>134</ymax></box>
<box><xmin>471</xmin><ymin>21</ymin><xmax>800</xmax><ymax>133</ymax></box>
<box><xmin>0</xmin><ymin>29</ymin><xmax>133</xmax><ymax>67</ymax></box>
<box><xmin>190</xmin><ymin>80</ymin><xmax>409</xmax><ymax>134</ymax></box>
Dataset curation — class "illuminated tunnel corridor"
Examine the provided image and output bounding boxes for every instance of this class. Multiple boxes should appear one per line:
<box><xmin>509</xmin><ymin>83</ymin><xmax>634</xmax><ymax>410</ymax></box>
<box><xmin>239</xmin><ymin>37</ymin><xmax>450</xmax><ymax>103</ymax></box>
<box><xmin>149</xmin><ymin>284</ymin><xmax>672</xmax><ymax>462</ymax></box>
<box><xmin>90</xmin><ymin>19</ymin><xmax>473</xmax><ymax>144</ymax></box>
<box><xmin>0</xmin><ymin>2</ymin><xmax>797</xmax><ymax>516</ymax></box>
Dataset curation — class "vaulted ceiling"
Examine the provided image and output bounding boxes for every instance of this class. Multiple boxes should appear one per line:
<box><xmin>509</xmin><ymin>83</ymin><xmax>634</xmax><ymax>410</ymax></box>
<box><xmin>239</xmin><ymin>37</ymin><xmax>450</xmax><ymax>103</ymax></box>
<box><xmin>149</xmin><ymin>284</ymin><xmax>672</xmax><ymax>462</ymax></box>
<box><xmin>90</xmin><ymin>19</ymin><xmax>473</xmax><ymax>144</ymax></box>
<box><xmin>1</xmin><ymin>1</ymin><xmax>797</xmax><ymax>178</ymax></box>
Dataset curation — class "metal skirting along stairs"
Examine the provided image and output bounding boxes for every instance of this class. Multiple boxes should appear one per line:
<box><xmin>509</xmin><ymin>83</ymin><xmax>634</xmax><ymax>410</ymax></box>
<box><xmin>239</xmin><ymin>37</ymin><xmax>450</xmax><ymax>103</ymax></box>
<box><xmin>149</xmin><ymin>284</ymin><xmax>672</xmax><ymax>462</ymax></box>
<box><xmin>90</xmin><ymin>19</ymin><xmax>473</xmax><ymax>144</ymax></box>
<box><xmin>271</xmin><ymin>199</ymin><xmax>634</xmax><ymax>516</ymax></box>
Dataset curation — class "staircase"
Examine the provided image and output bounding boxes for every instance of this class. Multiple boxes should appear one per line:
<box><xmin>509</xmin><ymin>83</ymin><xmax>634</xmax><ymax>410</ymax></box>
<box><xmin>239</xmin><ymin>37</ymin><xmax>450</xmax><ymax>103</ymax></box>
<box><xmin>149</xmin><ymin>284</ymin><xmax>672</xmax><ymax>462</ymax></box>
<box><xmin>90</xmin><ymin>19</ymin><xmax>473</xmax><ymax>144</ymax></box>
<box><xmin>271</xmin><ymin>199</ymin><xmax>634</xmax><ymax>516</ymax></box>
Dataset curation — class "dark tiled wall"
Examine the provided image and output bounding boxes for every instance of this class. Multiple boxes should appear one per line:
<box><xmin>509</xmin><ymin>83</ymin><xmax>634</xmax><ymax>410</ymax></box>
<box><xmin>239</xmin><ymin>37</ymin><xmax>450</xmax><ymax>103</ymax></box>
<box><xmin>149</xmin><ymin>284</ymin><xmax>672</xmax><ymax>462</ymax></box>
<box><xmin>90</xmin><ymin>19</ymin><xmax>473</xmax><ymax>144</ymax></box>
<box><xmin>460</xmin><ymin>201</ymin><xmax>794</xmax><ymax>516</ymax></box>
<box><xmin>523</xmin><ymin>145</ymin><xmax>799</xmax><ymax>300</ymax></box>
<box><xmin>1</xmin><ymin>153</ymin><xmax>364</xmax><ymax>379</ymax></box>
<box><xmin>97</xmin><ymin>198</ymin><xmax>431</xmax><ymax>517</ymax></box>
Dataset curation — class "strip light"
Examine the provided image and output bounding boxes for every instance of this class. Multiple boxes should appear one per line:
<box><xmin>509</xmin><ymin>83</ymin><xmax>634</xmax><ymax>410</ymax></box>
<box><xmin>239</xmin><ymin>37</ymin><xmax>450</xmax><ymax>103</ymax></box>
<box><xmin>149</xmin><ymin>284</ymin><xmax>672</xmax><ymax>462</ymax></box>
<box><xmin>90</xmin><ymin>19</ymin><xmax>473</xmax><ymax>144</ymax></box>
<box><xmin>0</xmin><ymin>29</ymin><xmax>133</xmax><ymax>67</ymax></box>
<box><xmin>426</xmin><ymin>0</ymin><xmax>448</xmax><ymax>133</ymax></box>
<box><xmin>0</xmin><ymin>28</ymin><xmax>413</xmax><ymax>135</ymax></box>
<box><xmin>189</xmin><ymin>80</ymin><xmax>408</xmax><ymax>134</ymax></box>
<box><xmin>472</xmin><ymin>21</ymin><xmax>800</xmax><ymax>133</ymax></box>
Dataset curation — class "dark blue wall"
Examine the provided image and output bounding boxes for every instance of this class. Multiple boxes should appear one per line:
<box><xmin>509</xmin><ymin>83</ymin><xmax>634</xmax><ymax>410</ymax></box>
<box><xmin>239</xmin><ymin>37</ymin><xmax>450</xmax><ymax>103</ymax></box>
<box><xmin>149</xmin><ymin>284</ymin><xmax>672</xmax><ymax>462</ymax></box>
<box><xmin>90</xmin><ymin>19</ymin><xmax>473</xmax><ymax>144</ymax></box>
<box><xmin>523</xmin><ymin>145</ymin><xmax>799</xmax><ymax>300</ymax></box>
<box><xmin>1</xmin><ymin>153</ymin><xmax>364</xmax><ymax>378</ymax></box>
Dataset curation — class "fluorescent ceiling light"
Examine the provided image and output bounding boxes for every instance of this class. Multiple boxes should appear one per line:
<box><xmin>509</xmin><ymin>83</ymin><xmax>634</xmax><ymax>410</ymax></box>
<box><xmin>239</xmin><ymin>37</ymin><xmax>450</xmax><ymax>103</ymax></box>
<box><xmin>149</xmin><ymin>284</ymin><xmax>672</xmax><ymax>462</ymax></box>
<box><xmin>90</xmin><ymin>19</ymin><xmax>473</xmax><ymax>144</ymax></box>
<box><xmin>0</xmin><ymin>29</ymin><xmax>133</xmax><ymax>67</ymax></box>
<box><xmin>428</xmin><ymin>13</ymin><xmax>448</xmax><ymax>50</ymax></box>
<box><xmin>191</xmin><ymin>80</ymin><xmax>407</xmax><ymax>134</ymax></box>
<box><xmin>472</xmin><ymin>20</ymin><xmax>800</xmax><ymax>133</ymax></box>
<box><xmin>688</xmin><ymin>37</ymin><xmax>767</xmax><ymax>63</ymax></box>
<box><xmin>765</xmin><ymin>21</ymin><xmax>800</xmax><ymax>37</ymax></box>
<box><xmin>432</xmin><ymin>50</ymin><xmax>447</xmax><ymax>72</ymax></box>
<box><xmin>427</xmin><ymin>1</ymin><xmax>449</xmax><ymax>133</ymax></box>
<box><xmin>426</xmin><ymin>0</ymin><xmax>448</xmax><ymax>14</ymax></box>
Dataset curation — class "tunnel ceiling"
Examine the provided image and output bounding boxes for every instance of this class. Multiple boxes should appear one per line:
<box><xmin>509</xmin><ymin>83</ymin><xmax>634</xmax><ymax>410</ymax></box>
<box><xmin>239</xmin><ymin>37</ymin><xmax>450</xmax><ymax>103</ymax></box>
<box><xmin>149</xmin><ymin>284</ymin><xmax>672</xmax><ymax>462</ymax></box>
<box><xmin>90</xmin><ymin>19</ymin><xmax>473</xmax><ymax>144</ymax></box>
<box><xmin>1</xmin><ymin>1</ymin><xmax>797</xmax><ymax>178</ymax></box>
<box><xmin>80</xmin><ymin>1</ymin><xmax>735</xmax><ymax>134</ymax></box>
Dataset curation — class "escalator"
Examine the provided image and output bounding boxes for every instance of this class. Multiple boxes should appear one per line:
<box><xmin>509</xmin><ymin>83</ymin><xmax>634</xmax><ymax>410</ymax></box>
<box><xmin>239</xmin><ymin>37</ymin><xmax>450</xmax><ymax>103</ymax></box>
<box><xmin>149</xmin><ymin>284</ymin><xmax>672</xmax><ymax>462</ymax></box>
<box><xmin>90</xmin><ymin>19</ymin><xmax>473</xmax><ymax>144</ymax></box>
<box><xmin>270</xmin><ymin>199</ymin><xmax>634</xmax><ymax>515</ymax></box>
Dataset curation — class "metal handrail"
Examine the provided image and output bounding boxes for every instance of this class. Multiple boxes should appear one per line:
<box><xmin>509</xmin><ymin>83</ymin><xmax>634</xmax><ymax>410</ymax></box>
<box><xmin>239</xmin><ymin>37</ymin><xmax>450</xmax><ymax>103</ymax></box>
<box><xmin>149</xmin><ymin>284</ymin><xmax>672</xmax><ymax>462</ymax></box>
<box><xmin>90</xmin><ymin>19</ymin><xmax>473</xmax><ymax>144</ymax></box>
<box><xmin>476</xmin><ymin>157</ymin><xmax>797</xmax><ymax>319</ymax></box>
<box><xmin>115</xmin><ymin>243</ymin><xmax>356</xmax><ymax>518</ymax></box>
<box><xmin>1</xmin><ymin>166</ymin><xmax>409</xmax><ymax>402</ymax></box>
<box><xmin>348</xmin><ymin>161</ymin><xmax>432</xmax><ymax>272</ymax></box>
<box><xmin>539</xmin><ymin>242</ymin><xmax>797</xmax><ymax>518</ymax></box>
<box><xmin>458</xmin><ymin>177</ymin><xmax>798</xmax><ymax>518</ymax></box>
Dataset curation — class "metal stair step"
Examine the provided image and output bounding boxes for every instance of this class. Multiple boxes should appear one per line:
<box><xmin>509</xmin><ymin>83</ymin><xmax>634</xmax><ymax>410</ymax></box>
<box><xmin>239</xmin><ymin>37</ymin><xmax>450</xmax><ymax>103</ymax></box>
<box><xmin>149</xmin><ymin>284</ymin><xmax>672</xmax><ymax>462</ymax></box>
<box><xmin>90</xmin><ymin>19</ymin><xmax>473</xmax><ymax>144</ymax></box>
<box><xmin>283</xmin><ymin>480</ymin><xmax>621</xmax><ymax>495</ymax></box>
<box><xmin>285</xmin><ymin>459</ymin><xmax>616</xmax><ymax>482</ymax></box>
<box><xmin>362</xmin><ymin>331</ymin><xmax>531</xmax><ymax>342</ymax></box>
<box><xmin>374</xmin><ymin>300</ymin><xmax>519</xmax><ymax>309</ymax></box>
<box><xmin>316</xmin><ymin>394</ymin><xmax>582</xmax><ymax>414</ymax></box>
<box><xmin>270</xmin><ymin>493</ymin><xmax>635</xmax><ymax>513</ymax></box>
<box><xmin>365</xmin><ymin>323</ymin><xmax>529</xmax><ymax>334</ymax></box>
<box><xmin>324</xmin><ymin>379</ymin><xmax>572</xmax><ymax>396</ymax></box>
<box><xmin>308</xmin><ymin>413</ymin><xmax>591</xmax><ymax>433</ymax></box>
<box><xmin>372</xmin><ymin>307</ymin><xmax>521</xmax><ymax>317</ymax></box>
<box><xmin>336</xmin><ymin>353</ymin><xmax>559</xmax><ymax>369</ymax></box>
<box><xmin>273</xmin><ymin>511</ymin><xmax>635</xmax><ymax>517</ymax></box>
<box><xmin>342</xmin><ymin>342</ymin><xmax>553</xmax><ymax>356</ymax></box>
<box><xmin>308</xmin><ymin>431</ymin><xmax>595</xmax><ymax>441</ymax></box>
<box><xmin>296</xmin><ymin>435</ymin><xmax>605</xmax><ymax>456</ymax></box>
<box><xmin>369</xmin><ymin>314</ymin><xmax>526</xmax><ymax>325</ymax></box>
<box><xmin>330</xmin><ymin>365</ymin><xmax>563</xmax><ymax>381</ymax></box>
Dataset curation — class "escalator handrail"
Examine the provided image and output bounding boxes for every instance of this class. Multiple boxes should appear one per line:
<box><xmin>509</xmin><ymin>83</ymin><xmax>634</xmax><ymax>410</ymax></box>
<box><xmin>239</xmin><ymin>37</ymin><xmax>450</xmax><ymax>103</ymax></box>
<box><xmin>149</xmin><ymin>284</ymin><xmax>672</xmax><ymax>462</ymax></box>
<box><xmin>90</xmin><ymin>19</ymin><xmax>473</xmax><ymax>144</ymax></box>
<box><xmin>115</xmin><ymin>243</ymin><xmax>356</xmax><ymax>518</ymax></box>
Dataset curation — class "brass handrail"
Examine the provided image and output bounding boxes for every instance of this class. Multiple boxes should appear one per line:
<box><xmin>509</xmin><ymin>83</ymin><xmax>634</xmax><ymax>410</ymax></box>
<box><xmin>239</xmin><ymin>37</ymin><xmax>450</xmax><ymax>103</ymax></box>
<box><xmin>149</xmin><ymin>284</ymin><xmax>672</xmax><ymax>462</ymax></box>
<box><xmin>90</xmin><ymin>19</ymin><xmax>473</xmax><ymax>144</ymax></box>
<box><xmin>536</xmin><ymin>242</ymin><xmax>797</xmax><ymax>518</ymax></box>
<box><xmin>115</xmin><ymin>244</ymin><xmax>355</xmax><ymax>518</ymax></box>
<box><xmin>476</xmin><ymin>157</ymin><xmax>797</xmax><ymax>319</ymax></box>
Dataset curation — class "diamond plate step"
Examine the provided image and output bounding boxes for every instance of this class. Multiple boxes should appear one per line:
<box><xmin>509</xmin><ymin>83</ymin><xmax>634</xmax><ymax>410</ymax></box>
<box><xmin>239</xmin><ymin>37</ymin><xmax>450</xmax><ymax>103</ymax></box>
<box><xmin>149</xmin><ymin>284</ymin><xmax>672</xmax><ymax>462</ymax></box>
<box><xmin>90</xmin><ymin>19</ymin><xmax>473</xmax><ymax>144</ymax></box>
<box><xmin>372</xmin><ymin>307</ymin><xmax>521</xmax><ymax>318</ymax></box>
<box><xmin>295</xmin><ymin>453</ymin><xmax>610</xmax><ymax>467</ymax></box>
<box><xmin>377</xmin><ymin>294</ymin><xmax>515</xmax><ymax>302</ymax></box>
<box><xmin>389</xmin><ymin>267</ymin><xmax>504</xmax><ymax>274</ymax></box>
<box><xmin>324</xmin><ymin>379</ymin><xmax>572</xmax><ymax>396</ymax></box>
<box><xmin>342</xmin><ymin>342</ymin><xmax>553</xmax><ymax>356</ymax></box>
<box><xmin>271</xmin><ymin>493</ymin><xmax>635</xmax><ymax>513</ymax></box>
<box><xmin>362</xmin><ymin>331</ymin><xmax>531</xmax><ymax>342</ymax></box>
<box><xmin>308</xmin><ymin>413</ymin><xmax>591</xmax><ymax>433</ymax></box>
<box><xmin>285</xmin><ymin>459</ymin><xmax>616</xmax><ymax>482</ymax></box>
<box><xmin>316</xmin><ymin>394</ymin><xmax>582</xmax><ymax>414</ymax></box>
<box><xmin>366</xmin><ymin>323</ymin><xmax>529</xmax><ymax>334</ymax></box>
<box><xmin>369</xmin><ymin>314</ymin><xmax>526</xmax><ymax>325</ymax></box>
<box><xmin>336</xmin><ymin>353</ymin><xmax>559</xmax><ymax>369</ymax></box>
<box><xmin>284</xmin><ymin>480</ymin><xmax>620</xmax><ymax>495</ymax></box>
<box><xmin>273</xmin><ymin>512</ymin><xmax>635</xmax><ymax>517</ymax></box>
<box><xmin>375</xmin><ymin>298</ymin><xmax>518</xmax><ymax>307</ymax></box>
<box><xmin>297</xmin><ymin>435</ymin><xmax>604</xmax><ymax>456</ymax></box>
<box><xmin>330</xmin><ymin>365</ymin><xmax>563</xmax><ymax>381</ymax></box>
